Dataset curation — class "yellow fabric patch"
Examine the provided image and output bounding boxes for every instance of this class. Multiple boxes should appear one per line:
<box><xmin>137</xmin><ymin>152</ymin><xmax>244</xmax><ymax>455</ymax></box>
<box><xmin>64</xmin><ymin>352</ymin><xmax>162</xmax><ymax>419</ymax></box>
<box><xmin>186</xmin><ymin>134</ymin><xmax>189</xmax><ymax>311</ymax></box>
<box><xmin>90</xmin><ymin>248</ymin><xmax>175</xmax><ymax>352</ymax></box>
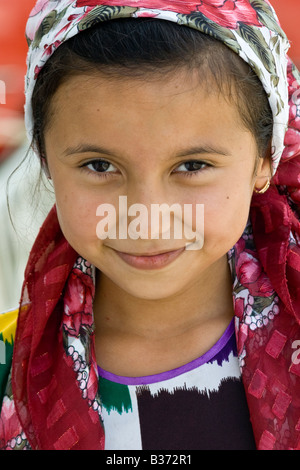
<box><xmin>0</xmin><ymin>309</ymin><xmax>18</xmax><ymax>344</ymax></box>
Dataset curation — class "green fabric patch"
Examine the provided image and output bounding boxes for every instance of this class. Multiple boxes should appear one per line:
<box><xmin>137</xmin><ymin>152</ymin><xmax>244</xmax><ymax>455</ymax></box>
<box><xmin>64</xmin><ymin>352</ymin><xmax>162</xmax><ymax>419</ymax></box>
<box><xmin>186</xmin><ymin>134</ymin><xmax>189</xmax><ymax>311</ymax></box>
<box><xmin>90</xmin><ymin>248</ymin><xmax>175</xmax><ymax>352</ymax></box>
<box><xmin>99</xmin><ymin>376</ymin><xmax>132</xmax><ymax>415</ymax></box>
<box><xmin>0</xmin><ymin>333</ymin><xmax>14</xmax><ymax>409</ymax></box>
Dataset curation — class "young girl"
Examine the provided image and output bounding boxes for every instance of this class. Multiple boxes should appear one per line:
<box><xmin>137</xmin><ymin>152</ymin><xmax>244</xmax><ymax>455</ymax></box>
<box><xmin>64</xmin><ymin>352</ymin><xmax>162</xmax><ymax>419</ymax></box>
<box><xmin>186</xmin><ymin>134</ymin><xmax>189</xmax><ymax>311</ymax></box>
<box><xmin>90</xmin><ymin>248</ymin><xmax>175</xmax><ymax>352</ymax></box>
<box><xmin>1</xmin><ymin>0</ymin><xmax>300</xmax><ymax>451</ymax></box>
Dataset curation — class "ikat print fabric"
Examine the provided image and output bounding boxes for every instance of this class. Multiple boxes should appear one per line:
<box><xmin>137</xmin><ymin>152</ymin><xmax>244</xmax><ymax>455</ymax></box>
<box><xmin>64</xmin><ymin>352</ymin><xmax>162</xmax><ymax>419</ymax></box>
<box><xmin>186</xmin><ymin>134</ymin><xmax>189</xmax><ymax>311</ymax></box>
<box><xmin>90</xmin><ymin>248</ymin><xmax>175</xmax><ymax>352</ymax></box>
<box><xmin>98</xmin><ymin>320</ymin><xmax>256</xmax><ymax>450</ymax></box>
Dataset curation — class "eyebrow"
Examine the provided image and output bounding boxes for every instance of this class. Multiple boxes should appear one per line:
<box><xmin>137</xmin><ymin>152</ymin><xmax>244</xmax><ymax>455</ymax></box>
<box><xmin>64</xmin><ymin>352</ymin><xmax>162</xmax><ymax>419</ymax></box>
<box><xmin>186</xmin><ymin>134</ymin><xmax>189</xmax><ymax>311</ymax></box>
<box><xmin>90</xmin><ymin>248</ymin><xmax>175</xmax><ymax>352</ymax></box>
<box><xmin>62</xmin><ymin>143</ymin><xmax>230</xmax><ymax>158</ymax></box>
<box><xmin>175</xmin><ymin>145</ymin><xmax>230</xmax><ymax>158</ymax></box>
<box><xmin>63</xmin><ymin>144</ymin><xmax>115</xmax><ymax>157</ymax></box>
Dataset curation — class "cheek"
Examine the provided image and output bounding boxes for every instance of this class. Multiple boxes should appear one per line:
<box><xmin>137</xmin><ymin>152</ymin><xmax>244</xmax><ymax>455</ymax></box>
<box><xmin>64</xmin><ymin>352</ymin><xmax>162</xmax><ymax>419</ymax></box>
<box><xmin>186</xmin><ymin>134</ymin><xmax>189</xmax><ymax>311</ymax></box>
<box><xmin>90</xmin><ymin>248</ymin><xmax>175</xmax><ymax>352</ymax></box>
<box><xmin>201</xmin><ymin>185</ymin><xmax>252</xmax><ymax>251</ymax></box>
<box><xmin>54</xmin><ymin>186</ymin><xmax>100</xmax><ymax>249</ymax></box>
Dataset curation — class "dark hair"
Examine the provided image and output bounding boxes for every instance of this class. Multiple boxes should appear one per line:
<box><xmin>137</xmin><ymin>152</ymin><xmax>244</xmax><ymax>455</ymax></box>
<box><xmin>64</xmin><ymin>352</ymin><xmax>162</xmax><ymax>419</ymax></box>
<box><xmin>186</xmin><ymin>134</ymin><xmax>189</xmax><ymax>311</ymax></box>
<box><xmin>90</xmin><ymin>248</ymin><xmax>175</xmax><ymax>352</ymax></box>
<box><xmin>31</xmin><ymin>18</ymin><xmax>273</xmax><ymax>161</ymax></box>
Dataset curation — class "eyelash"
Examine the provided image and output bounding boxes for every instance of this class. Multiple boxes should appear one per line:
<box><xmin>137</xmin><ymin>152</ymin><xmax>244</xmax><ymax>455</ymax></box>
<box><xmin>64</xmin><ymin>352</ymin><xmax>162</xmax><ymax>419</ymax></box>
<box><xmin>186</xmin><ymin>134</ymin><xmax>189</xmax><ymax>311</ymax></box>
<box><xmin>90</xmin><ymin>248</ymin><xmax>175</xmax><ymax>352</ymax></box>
<box><xmin>80</xmin><ymin>160</ymin><xmax>117</xmax><ymax>179</ymax></box>
<box><xmin>174</xmin><ymin>161</ymin><xmax>211</xmax><ymax>178</ymax></box>
<box><xmin>80</xmin><ymin>159</ymin><xmax>212</xmax><ymax>179</ymax></box>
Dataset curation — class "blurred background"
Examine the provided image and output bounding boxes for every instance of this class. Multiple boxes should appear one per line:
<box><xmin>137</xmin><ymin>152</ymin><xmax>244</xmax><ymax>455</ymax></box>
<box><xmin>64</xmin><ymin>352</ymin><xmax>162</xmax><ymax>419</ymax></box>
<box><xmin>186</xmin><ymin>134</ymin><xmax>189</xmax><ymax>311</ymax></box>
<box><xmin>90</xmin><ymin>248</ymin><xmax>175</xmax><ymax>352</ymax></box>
<box><xmin>272</xmin><ymin>0</ymin><xmax>300</xmax><ymax>68</ymax></box>
<box><xmin>0</xmin><ymin>0</ymin><xmax>54</xmax><ymax>312</ymax></box>
<box><xmin>0</xmin><ymin>0</ymin><xmax>299</xmax><ymax>312</ymax></box>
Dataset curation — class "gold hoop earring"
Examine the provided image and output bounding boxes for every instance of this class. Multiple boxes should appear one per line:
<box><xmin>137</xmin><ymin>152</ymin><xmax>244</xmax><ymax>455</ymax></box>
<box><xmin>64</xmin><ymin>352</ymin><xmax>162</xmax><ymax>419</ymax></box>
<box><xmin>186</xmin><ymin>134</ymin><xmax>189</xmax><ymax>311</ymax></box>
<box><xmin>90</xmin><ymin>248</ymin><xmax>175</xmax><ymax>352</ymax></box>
<box><xmin>254</xmin><ymin>179</ymin><xmax>270</xmax><ymax>194</ymax></box>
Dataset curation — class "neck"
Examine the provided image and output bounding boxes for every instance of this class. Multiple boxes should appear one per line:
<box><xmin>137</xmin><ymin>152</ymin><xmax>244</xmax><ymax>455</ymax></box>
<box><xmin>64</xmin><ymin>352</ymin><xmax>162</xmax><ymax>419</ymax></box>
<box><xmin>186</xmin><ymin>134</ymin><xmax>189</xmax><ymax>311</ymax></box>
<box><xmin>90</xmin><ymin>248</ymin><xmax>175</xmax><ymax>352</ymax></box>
<box><xmin>93</xmin><ymin>255</ymin><xmax>234</xmax><ymax>341</ymax></box>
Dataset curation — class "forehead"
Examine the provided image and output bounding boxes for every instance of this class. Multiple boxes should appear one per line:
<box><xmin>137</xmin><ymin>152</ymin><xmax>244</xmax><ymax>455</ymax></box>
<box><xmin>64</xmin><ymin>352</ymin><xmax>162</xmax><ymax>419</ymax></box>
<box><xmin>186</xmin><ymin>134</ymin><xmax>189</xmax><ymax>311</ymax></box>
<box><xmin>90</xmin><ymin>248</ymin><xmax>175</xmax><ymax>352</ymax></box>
<box><xmin>48</xmin><ymin>69</ymin><xmax>242</xmax><ymax>123</ymax></box>
<box><xmin>45</xmin><ymin>70</ymin><xmax>251</xmax><ymax>160</ymax></box>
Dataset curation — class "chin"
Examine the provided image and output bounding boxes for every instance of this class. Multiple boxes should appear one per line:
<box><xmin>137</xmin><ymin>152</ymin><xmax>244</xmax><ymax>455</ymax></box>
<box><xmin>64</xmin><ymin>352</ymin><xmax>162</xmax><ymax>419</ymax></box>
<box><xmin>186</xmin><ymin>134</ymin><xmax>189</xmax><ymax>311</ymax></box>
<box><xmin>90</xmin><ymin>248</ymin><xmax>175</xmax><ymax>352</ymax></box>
<box><xmin>116</xmin><ymin>278</ymin><xmax>181</xmax><ymax>301</ymax></box>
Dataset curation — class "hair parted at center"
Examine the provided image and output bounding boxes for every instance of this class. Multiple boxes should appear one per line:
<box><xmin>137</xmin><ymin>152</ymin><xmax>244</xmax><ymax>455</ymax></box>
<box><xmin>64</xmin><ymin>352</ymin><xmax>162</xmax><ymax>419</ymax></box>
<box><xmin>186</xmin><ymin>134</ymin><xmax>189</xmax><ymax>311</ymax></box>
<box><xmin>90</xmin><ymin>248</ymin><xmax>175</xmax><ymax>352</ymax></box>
<box><xmin>31</xmin><ymin>18</ymin><xmax>273</xmax><ymax>161</ymax></box>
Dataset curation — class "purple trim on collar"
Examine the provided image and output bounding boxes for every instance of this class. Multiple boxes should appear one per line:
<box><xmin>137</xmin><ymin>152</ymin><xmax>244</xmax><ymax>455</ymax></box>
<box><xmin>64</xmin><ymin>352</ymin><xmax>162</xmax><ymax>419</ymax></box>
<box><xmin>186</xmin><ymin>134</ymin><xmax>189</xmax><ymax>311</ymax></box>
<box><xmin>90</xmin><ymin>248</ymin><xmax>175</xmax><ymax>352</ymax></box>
<box><xmin>97</xmin><ymin>318</ymin><xmax>235</xmax><ymax>386</ymax></box>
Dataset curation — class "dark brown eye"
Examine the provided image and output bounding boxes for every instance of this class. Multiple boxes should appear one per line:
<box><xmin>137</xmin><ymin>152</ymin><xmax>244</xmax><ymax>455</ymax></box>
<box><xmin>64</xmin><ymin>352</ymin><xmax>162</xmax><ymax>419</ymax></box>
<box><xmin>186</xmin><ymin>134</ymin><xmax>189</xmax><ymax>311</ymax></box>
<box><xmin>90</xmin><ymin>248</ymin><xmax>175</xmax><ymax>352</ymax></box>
<box><xmin>175</xmin><ymin>161</ymin><xmax>208</xmax><ymax>173</ymax></box>
<box><xmin>84</xmin><ymin>160</ymin><xmax>115</xmax><ymax>173</ymax></box>
<box><xmin>182</xmin><ymin>161</ymin><xmax>206</xmax><ymax>171</ymax></box>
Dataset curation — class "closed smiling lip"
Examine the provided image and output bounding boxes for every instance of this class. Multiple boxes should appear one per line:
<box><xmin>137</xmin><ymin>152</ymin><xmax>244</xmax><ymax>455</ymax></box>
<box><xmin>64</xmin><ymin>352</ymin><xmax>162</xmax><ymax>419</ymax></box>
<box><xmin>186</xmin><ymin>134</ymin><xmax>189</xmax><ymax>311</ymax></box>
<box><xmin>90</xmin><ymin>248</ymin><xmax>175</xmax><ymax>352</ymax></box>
<box><xmin>113</xmin><ymin>247</ymin><xmax>186</xmax><ymax>270</ymax></box>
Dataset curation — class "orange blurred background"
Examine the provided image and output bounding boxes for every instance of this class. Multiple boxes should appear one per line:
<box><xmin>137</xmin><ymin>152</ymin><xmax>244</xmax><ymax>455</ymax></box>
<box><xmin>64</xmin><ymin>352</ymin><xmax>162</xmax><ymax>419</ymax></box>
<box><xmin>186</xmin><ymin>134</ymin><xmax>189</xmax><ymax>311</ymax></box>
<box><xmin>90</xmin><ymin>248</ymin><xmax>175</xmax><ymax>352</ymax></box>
<box><xmin>0</xmin><ymin>1</ymin><xmax>33</xmax><ymax>113</ymax></box>
<box><xmin>0</xmin><ymin>0</ymin><xmax>34</xmax><ymax>160</ymax></box>
<box><xmin>272</xmin><ymin>0</ymin><xmax>300</xmax><ymax>67</ymax></box>
<box><xmin>0</xmin><ymin>0</ymin><xmax>299</xmax><ymax>162</ymax></box>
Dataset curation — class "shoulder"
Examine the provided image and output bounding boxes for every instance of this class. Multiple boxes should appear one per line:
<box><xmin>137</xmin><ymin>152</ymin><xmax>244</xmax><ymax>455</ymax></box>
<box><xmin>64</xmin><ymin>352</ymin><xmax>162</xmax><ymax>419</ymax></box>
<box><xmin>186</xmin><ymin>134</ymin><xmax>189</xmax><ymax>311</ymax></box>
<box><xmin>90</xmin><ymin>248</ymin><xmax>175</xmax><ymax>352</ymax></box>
<box><xmin>0</xmin><ymin>308</ymin><xmax>18</xmax><ymax>409</ymax></box>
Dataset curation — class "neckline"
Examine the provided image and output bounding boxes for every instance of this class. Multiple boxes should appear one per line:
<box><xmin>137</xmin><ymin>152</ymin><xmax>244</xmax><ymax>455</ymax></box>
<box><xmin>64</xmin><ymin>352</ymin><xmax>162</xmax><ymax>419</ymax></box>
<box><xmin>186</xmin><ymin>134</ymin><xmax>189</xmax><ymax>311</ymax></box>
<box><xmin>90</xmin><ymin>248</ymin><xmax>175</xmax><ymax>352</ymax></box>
<box><xmin>97</xmin><ymin>318</ymin><xmax>235</xmax><ymax>386</ymax></box>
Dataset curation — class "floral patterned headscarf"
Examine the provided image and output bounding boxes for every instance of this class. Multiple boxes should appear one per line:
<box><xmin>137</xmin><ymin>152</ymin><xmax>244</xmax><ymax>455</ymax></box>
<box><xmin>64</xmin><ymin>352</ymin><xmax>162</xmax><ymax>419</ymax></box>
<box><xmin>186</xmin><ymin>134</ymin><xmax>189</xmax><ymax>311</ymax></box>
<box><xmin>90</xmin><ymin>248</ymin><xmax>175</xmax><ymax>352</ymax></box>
<box><xmin>1</xmin><ymin>0</ymin><xmax>300</xmax><ymax>451</ymax></box>
<box><xmin>25</xmin><ymin>0</ymin><xmax>292</xmax><ymax>174</ymax></box>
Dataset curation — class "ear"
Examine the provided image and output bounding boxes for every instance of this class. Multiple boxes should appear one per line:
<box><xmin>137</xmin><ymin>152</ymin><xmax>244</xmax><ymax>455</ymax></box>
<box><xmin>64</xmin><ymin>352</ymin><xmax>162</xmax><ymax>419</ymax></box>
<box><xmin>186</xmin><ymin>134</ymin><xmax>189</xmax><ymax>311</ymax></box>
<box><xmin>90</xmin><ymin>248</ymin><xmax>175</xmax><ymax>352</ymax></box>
<box><xmin>253</xmin><ymin>144</ymin><xmax>272</xmax><ymax>191</ymax></box>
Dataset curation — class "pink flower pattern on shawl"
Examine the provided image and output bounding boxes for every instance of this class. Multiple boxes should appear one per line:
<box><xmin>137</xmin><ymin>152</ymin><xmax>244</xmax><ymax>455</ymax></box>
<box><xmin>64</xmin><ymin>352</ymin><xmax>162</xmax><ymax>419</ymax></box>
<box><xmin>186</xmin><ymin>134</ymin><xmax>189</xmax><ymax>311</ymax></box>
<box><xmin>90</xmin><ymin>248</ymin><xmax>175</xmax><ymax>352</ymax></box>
<box><xmin>63</xmin><ymin>268</ymin><xmax>94</xmax><ymax>337</ymax></box>
<box><xmin>235</xmin><ymin>238</ymin><xmax>274</xmax><ymax>298</ymax></box>
<box><xmin>76</xmin><ymin>0</ymin><xmax>260</xmax><ymax>27</ymax></box>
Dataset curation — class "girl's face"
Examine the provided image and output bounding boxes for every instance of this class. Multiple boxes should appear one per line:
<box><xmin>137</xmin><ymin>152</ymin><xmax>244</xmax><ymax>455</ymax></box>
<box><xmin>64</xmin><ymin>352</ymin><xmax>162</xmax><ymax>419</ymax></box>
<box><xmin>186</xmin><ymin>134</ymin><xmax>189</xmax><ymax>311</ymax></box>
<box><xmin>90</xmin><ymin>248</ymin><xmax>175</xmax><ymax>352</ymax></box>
<box><xmin>44</xmin><ymin>70</ymin><xmax>271</xmax><ymax>300</ymax></box>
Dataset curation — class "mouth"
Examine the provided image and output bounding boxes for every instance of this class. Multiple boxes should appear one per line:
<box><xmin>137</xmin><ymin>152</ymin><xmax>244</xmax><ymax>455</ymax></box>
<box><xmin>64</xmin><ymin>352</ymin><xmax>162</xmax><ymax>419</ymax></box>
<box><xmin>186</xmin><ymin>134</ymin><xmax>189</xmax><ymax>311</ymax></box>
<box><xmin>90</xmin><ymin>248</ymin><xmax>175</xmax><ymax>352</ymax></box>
<box><xmin>113</xmin><ymin>247</ymin><xmax>186</xmax><ymax>270</ymax></box>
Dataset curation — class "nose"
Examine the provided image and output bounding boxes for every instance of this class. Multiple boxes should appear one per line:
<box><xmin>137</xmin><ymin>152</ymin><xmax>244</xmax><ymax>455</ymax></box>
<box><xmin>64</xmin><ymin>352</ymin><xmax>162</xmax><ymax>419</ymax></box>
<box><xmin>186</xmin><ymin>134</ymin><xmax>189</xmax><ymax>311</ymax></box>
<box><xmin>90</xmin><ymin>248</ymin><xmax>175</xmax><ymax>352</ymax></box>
<box><xmin>117</xmin><ymin>181</ymin><xmax>190</xmax><ymax>245</ymax></box>
<box><xmin>123</xmin><ymin>178</ymin><xmax>176</xmax><ymax>239</ymax></box>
